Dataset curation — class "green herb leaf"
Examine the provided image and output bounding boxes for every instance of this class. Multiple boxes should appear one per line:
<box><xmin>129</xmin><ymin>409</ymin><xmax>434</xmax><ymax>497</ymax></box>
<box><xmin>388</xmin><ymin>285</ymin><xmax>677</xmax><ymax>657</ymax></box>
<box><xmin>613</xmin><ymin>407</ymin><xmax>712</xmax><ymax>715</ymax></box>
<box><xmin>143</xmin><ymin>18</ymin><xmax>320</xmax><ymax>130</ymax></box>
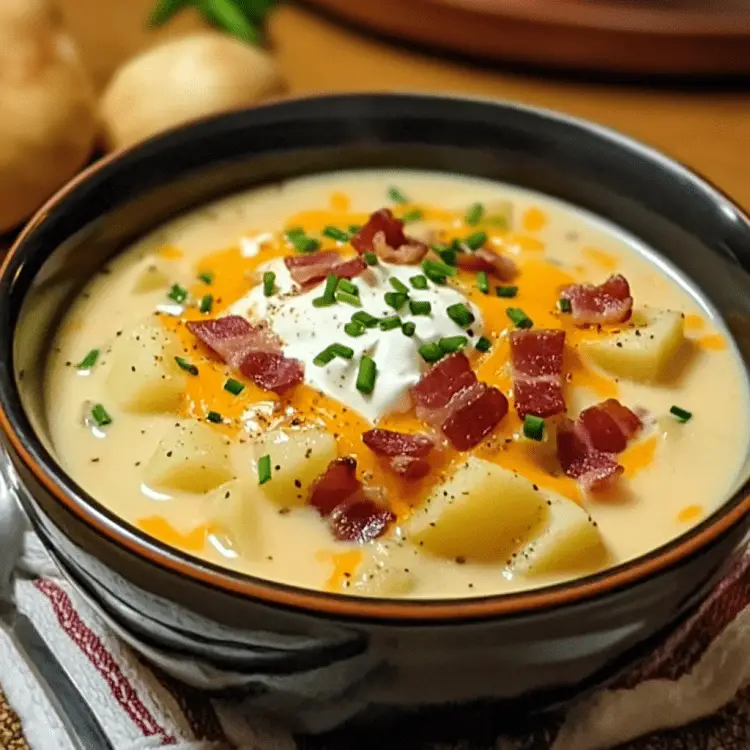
<box><xmin>206</xmin><ymin>410</ymin><xmax>224</xmax><ymax>424</ymax></box>
<box><xmin>91</xmin><ymin>404</ymin><xmax>112</xmax><ymax>428</ymax></box>
<box><xmin>196</xmin><ymin>0</ymin><xmax>261</xmax><ymax>44</ymax></box>
<box><xmin>167</xmin><ymin>284</ymin><xmax>188</xmax><ymax>304</ymax></box>
<box><xmin>197</xmin><ymin>271</ymin><xmax>214</xmax><ymax>285</ymax></box>
<box><xmin>322</xmin><ymin>226</ymin><xmax>350</xmax><ymax>242</ymax></box>
<box><xmin>465</xmin><ymin>231</ymin><xmax>487</xmax><ymax>250</ymax></box>
<box><xmin>329</xmin><ymin>343</ymin><xmax>354</xmax><ymax>360</ymax></box>
<box><xmin>506</xmin><ymin>307</ymin><xmax>533</xmax><ymax>329</ymax></box>
<box><xmin>523</xmin><ymin>415</ymin><xmax>545</xmax><ymax>441</ymax></box>
<box><xmin>199</xmin><ymin>294</ymin><xmax>213</xmax><ymax>314</ymax></box>
<box><xmin>446</xmin><ymin>303</ymin><xmax>475</xmax><ymax>328</ymax></box>
<box><xmin>402</xmin><ymin>209</ymin><xmax>423</xmax><ymax>223</ymax></box>
<box><xmin>476</xmin><ymin>271</ymin><xmax>490</xmax><ymax>294</ymax></box>
<box><xmin>388</xmin><ymin>186</ymin><xmax>408</xmax><ymax>204</ymax></box>
<box><xmin>401</xmin><ymin>321</ymin><xmax>416</xmax><ymax>337</ymax></box>
<box><xmin>389</xmin><ymin>277</ymin><xmax>409</xmax><ymax>294</ymax></box>
<box><xmin>258</xmin><ymin>454</ymin><xmax>272</xmax><ymax>484</ymax></box>
<box><xmin>263</xmin><ymin>271</ymin><xmax>276</xmax><ymax>297</ymax></box>
<box><xmin>356</xmin><ymin>355</ymin><xmax>377</xmax><ymax>394</ymax></box>
<box><xmin>496</xmin><ymin>285</ymin><xmax>518</xmax><ymax>298</ymax></box>
<box><xmin>410</xmin><ymin>275</ymin><xmax>428</xmax><ymax>290</ymax></box>
<box><xmin>352</xmin><ymin>311</ymin><xmax>380</xmax><ymax>328</ymax></box>
<box><xmin>76</xmin><ymin>349</ymin><xmax>100</xmax><ymax>370</ymax></box>
<box><xmin>418</xmin><ymin>342</ymin><xmax>444</xmax><ymax>363</ymax></box>
<box><xmin>475</xmin><ymin>336</ymin><xmax>492</xmax><ymax>353</ymax></box>
<box><xmin>344</xmin><ymin>321</ymin><xmax>366</xmax><ymax>337</ymax></box>
<box><xmin>409</xmin><ymin>300</ymin><xmax>432</xmax><ymax>316</ymax></box>
<box><xmin>363</xmin><ymin>252</ymin><xmax>379</xmax><ymax>266</ymax></box>
<box><xmin>439</xmin><ymin>336</ymin><xmax>468</xmax><ymax>354</ymax></box>
<box><xmin>335</xmin><ymin>290</ymin><xmax>362</xmax><ymax>307</ymax></box>
<box><xmin>465</xmin><ymin>202</ymin><xmax>485</xmax><ymax>226</ymax></box>
<box><xmin>337</xmin><ymin>278</ymin><xmax>359</xmax><ymax>296</ymax></box>
<box><xmin>670</xmin><ymin>405</ymin><xmax>692</xmax><ymax>423</ymax></box>
<box><xmin>285</xmin><ymin>227</ymin><xmax>320</xmax><ymax>253</ymax></box>
<box><xmin>559</xmin><ymin>297</ymin><xmax>572</xmax><ymax>313</ymax></box>
<box><xmin>379</xmin><ymin>315</ymin><xmax>402</xmax><ymax>331</ymax></box>
<box><xmin>224</xmin><ymin>378</ymin><xmax>245</xmax><ymax>395</ymax></box>
<box><xmin>313</xmin><ymin>348</ymin><xmax>336</xmax><ymax>367</ymax></box>
<box><xmin>384</xmin><ymin>292</ymin><xmax>408</xmax><ymax>311</ymax></box>
<box><xmin>175</xmin><ymin>356</ymin><xmax>199</xmax><ymax>375</ymax></box>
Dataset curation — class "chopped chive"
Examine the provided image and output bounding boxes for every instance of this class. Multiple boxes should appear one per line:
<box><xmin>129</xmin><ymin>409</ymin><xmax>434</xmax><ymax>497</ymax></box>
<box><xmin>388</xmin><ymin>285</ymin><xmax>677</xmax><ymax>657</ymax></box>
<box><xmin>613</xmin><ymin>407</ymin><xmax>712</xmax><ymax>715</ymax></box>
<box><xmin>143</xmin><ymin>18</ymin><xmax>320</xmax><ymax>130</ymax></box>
<box><xmin>197</xmin><ymin>271</ymin><xmax>214</xmax><ymax>285</ymax></box>
<box><xmin>389</xmin><ymin>277</ymin><xmax>409</xmax><ymax>294</ymax></box>
<box><xmin>356</xmin><ymin>355</ymin><xmax>377</xmax><ymax>394</ymax></box>
<box><xmin>322</xmin><ymin>226</ymin><xmax>350</xmax><ymax>242</ymax></box>
<box><xmin>465</xmin><ymin>202</ymin><xmax>485</xmax><ymax>226</ymax></box>
<box><xmin>286</xmin><ymin>227</ymin><xmax>320</xmax><ymax>253</ymax></box>
<box><xmin>523</xmin><ymin>415</ymin><xmax>545</xmax><ymax>441</ymax></box>
<box><xmin>206</xmin><ymin>411</ymin><xmax>223</xmax><ymax>424</ymax></box>
<box><xmin>379</xmin><ymin>315</ymin><xmax>402</xmax><ymax>331</ymax></box>
<box><xmin>324</xmin><ymin>274</ymin><xmax>339</xmax><ymax>300</ymax></box>
<box><xmin>91</xmin><ymin>404</ymin><xmax>112</xmax><ymax>427</ymax></box>
<box><xmin>363</xmin><ymin>252</ymin><xmax>379</xmax><ymax>266</ymax></box>
<box><xmin>344</xmin><ymin>321</ymin><xmax>366</xmax><ymax>337</ymax></box>
<box><xmin>335</xmin><ymin>290</ymin><xmax>362</xmax><ymax>307</ymax></box>
<box><xmin>174</xmin><ymin>356</ymin><xmax>199</xmax><ymax>375</ymax></box>
<box><xmin>224</xmin><ymin>378</ymin><xmax>245</xmax><ymax>395</ymax></box>
<box><xmin>402</xmin><ymin>209</ymin><xmax>423</xmax><ymax>223</ymax></box>
<box><xmin>257</xmin><ymin>454</ymin><xmax>272</xmax><ymax>485</ymax></box>
<box><xmin>76</xmin><ymin>349</ymin><xmax>99</xmax><ymax>370</ymax></box>
<box><xmin>409</xmin><ymin>299</ymin><xmax>432</xmax><ymax>316</ymax></box>
<box><xmin>418</xmin><ymin>342</ymin><xmax>444</xmax><ymax>363</ymax></box>
<box><xmin>313</xmin><ymin>348</ymin><xmax>336</xmax><ymax>366</ymax></box>
<box><xmin>384</xmin><ymin>292</ymin><xmax>408</xmax><ymax>311</ymax></box>
<box><xmin>312</xmin><ymin>296</ymin><xmax>335</xmax><ymax>308</ymax></box>
<box><xmin>439</xmin><ymin>336</ymin><xmax>468</xmax><ymax>354</ymax></box>
<box><xmin>423</xmin><ymin>259</ymin><xmax>458</xmax><ymax>278</ymax></box>
<box><xmin>447</xmin><ymin>303</ymin><xmax>475</xmax><ymax>328</ymax></box>
<box><xmin>475</xmin><ymin>336</ymin><xmax>492</xmax><ymax>353</ymax></box>
<box><xmin>438</xmin><ymin>248</ymin><xmax>457</xmax><ymax>266</ymax></box>
<box><xmin>423</xmin><ymin>268</ymin><xmax>446</xmax><ymax>285</ymax></box>
<box><xmin>476</xmin><ymin>271</ymin><xmax>490</xmax><ymax>294</ymax></box>
<box><xmin>167</xmin><ymin>283</ymin><xmax>188</xmax><ymax>304</ymax></box>
<box><xmin>559</xmin><ymin>297</ymin><xmax>572</xmax><ymax>313</ymax></box>
<box><xmin>402</xmin><ymin>321</ymin><xmax>416</xmax><ymax>337</ymax></box>
<box><xmin>352</xmin><ymin>311</ymin><xmax>380</xmax><ymax>328</ymax></box>
<box><xmin>410</xmin><ymin>275</ymin><xmax>428</xmax><ymax>290</ymax></box>
<box><xmin>337</xmin><ymin>278</ymin><xmax>359</xmax><ymax>296</ymax></box>
<box><xmin>465</xmin><ymin>231</ymin><xmax>487</xmax><ymax>250</ymax></box>
<box><xmin>496</xmin><ymin>285</ymin><xmax>519</xmax><ymax>298</ymax></box>
<box><xmin>670</xmin><ymin>405</ymin><xmax>692</xmax><ymax>423</ymax></box>
<box><xmin>263</xmin><ymin>271</ymin><xmax>276</xmax><ymax>297</ymax></box>
<box><xmin>349</xmin><ymin>224</ymin><xmax>362</xmax><ymax>234</ymax></box>
<box><xmin>199</xmin><ymin>294</ymin><xmax>213</xmax><ymax>314</ymax></box>
<box><xmin>488</xmin><ymin>214</ymin><xmax>509</xmax><ymax>228</ymax></box>
<box><xmin>388</xmin><ymin>186</ymin><xmax>408</xmax><ymax>204</ymax></box>
<box><xmin>506</xmin><ymin>307</ymin><xmax>533</xmax><ymax>329</ymax></box>
<box><xmin>329</xmin><ymin>343</ymin><xmax>354</xmax><ymax>360</ymax></box>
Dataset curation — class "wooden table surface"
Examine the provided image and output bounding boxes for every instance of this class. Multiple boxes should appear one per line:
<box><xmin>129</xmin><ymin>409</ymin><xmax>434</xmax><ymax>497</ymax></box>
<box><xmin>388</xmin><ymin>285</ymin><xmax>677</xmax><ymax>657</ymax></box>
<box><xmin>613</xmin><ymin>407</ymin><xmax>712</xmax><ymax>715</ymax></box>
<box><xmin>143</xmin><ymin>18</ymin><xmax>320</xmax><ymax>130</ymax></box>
<box><xmin>60</xmin><ymin>0</ymin><xmax>750</xmax><ymax>208</ymax></box>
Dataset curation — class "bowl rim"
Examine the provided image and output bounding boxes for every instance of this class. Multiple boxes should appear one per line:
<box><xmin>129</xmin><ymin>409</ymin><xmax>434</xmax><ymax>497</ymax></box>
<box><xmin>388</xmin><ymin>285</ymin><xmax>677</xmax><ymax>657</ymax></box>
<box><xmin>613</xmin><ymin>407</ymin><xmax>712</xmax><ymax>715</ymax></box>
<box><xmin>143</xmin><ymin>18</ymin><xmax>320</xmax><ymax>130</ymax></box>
<box><xmin>1</xmin><ymin>92</ymin><xmax>749</xmax><ymax>622</ymax></box>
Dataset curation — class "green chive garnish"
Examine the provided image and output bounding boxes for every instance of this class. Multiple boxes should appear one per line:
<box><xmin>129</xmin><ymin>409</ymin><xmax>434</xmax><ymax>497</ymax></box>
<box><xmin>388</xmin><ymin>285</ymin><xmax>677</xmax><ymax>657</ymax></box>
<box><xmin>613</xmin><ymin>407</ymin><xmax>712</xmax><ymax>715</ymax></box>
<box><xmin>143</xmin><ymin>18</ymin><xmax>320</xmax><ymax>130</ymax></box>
<box><xmin>418</xmin><ymin>342</ymin><xmax>444</xmax><ymax>363</ymax></box>
<box><xmin>329</xmin><ymin>343</ymin><xmax>354</xmax><ymax>360</ymax></box>
<box><xmin>337</xmin><ymin>278</ymin><xmax>359</xmax><ymax>296</ymax></box>
<box><xmin>167</xmin><ymin>284</ymin><xmax>188</xmax><ymax>304</ymax></box>
<box><xmin>258</xmin><ymin>454</ymin><xmax>272</xmax><ymax>485</ymax></box>
<box><xmin>324</xmin><ymin>274</ymin><xmax>339</xmax><ymax>300</ymax></box>
<box><xmin>465</xmin><ymin>203</ymin><xmax>485</xmax><ymax>226</ymax></box>
<box><xmin>409</xmin><ymin>300</ymin><xmax>432</xmax><ymax>316</ymax></box>
<box><xmin>322</xmin><ymin>226</ymin><xmax>350</xmax><ymax>242</ymax></box>
<box><xmin>506</xmin><ymin>307</ymin><xmax>533</xmax><ymax>329</ymax></box>
<box><xmin>389</xmin><ymin>277</ymin><xmax>409</xmax><ymax>294</ymax></box>
<box><xmin>438</xmin><ymin>248</ymin><xmax>457</xmax><ymax>267</ymax></box>
<box><xmin>423</xmin><ymin>259</ymin><xmax>458</xmax><ymax>278</ymax></box>
<box><xmin>349</xmin><ymin>224</ymin><xmax>362</xmax><ymax>234</ymax></box>
<box><xmin>363</xmin><ymin>252</ymin><xmax>379</xmax><ymax>266</ymax></box>
<box><xmin>439</xmin><ymin>336</ymin><xmax>468</xmax><ymax>354</ymax></box>
<box><xmin>379</xmin><ymin>315</ymin><xmax>402</xmax><ymax>331</ymax></box>
<box><xmin>286</xmin><ymin>227</ymin><xmax>320</xmax><ymax>253</ymax></box>
<box><xmin>175</xmin><ymin>356</ymin><xmax>199</xmax><ymax>375</ymax></box>
<box><xmin>356</xmin><ymin>355</ymin><xmax>377</xmax><ymax>394</ymax></box>
<box><xmin>670</xmin><ymin>405</ymin><xmax>692</xmax><ymax>423</ymax></box>
<box><xmin>447</xmin><ymin>303</ymin><xmax>475</xmax><ymax>328</ymax></box>
<box><xmin>410</xmin><ymin>275</ymin><xmax>428</xmax><ymax>290</ymax></box>
<box><xmin>402</xmin><ymin>209</ymin><xmax>423</xmax><ymax>223</ymax></box>
<box><xmin>388</xmin><ymin>186</ymin><xmax>408</xmax><ymax>204</ymax></box>
<box><xmin>476</xmin><ymin>271</ymin><xmax>490</xmax><ymax>294</ymax></box>
<box><xmin>206</xmin><ymin>411</ymin><xmax>223</xmax><ymax>424</ymax></box>
<box><xmin>402</xmin><ymin>321</ymin><xmax>416</xmax><ymax>337</ymax></box>
<box><xmin>263</xmin><ymin>271</ymin><xmax>276</xmax><ymax>297</ymax></box>
<box><xmin>465</xmin><ymin>231</ymin><xmax>487</xmax><ymax>250</ymax></box>
<box><xmin>197</xmin><ymin>271</ymin><xmax>214</xmax><ymax>285</ymax></box>
<box><xmin>312</xmin><ymin>296</ymin><xmax>335</xmax><ymax>308</ymax></box>
<box><xmin>91</xmin><ymin>404</ymin><xmax>112</xmax><ymax>428</ymax></box>
<box><xmin>313</xmin><ymin>348</ymin><xmax>336</xmax><ymax>366</ymax></box>
<box><xmin>335</xmin><ymin>290</ymin><xmax>362</xmax><ymax>307</ymax></box>
<box><xmin>496</xmin><ymin>285</ymin><xmax>519</xmax><ymax>298</ymax></box>
<box><xmin>523</xmin><ymin>415</ymin><xmax>545</xmax><ymax>441</ymax></box>
<box><xmin>559</xmin><ymin>298</ymin><xmax>572</xmax><ymax>313</ymax></box>
<box><xmin>352</xmin><ymin>311</ymin><xmax>380</xmax><ymax>328</ymax></box>
<box><xmin>224</xmin><ymin>378</ymin><xmax>245</xmax><ymax>395</ymax></box>
<box><xmin>199</xmin><ymin>294</ymin><xmax>213</xmax><ymax>314</ymax></box>
<box><xmin>76</xmin><ymin>349</ymin><xmax>99</xmax><ymax>370</ymax></box>
<box><xmin>384</xmin><ymin>292</ymin><xmax>407</xmax><ymax>311</ymax></box>
<box><xmin>344</xmin><ymin>321</ymin><xmax>366</xmax><ymax>337</ymax></box>
<box><xmin>475</xmin><ymin>336</ymin><xmax>492</xmax><ymax>353</ymax></box>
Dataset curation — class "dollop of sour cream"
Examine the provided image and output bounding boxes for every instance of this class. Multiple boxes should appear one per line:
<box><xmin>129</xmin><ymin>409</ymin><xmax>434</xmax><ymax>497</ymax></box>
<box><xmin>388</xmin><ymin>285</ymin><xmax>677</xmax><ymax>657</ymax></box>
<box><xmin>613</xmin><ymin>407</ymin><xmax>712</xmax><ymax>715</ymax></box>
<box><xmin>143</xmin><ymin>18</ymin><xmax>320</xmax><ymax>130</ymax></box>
<box><xmin>229</xmin><ymin>259</ymin><xmax>483</xmax><ymax>422</ymax></box>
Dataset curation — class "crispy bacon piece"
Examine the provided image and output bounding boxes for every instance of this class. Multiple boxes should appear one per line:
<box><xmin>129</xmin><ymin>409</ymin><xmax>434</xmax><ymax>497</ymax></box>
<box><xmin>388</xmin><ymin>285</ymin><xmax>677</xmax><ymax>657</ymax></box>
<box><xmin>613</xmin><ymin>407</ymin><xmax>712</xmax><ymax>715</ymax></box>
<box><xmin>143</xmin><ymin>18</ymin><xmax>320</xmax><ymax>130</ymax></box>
<box><xmin>578</xmin><ymin>398</ymin><xmax>642</xmax><ymax>454</ymax></box>
<box><xmin>510</xmin><ymin>329</ymin><xmax>566</xmax><ymax>419</ymax></box>
<box><xmin>441</xmin><ymin>383</ymin><xmax>509</xmax><ymax>451</ymax></box>
<box><xmin>412</xmin><ymin>353</ymin><xmax>477</xmax><ymax>418</ymax></box>
<box><xmin>284</xmin><ymin>251</ymin><xmax>366</xmax><ymax>287</ymax></box>
<box><xmin>329</xmin><ymin>498</ymin><xmax>396</xmax><ymax>543</ymax></box>
<box><xmin>239</xmin><ymin>351</ymin><xmax>304</xmax><ymax>394</ymax></box>
<box><xmin>455</xmin><ymin>248</ymin><xmax>518</xmax><ymax>281</ymax></box>
<box><xmin>309</xmin><ymin>457</ymin><xmax>361</xmax><ymax>516</ymax></box>
<box><xmin>351</xmin><ymin>208</ymin><xmax>428</xmax><ymax>264</ymax></box>
<box><xmin>187</xmin><ymin>315</ymin><xmax>281</xmax><ymax>368</ymax></box>
<box><xmin>561</xmin><ymin>274</ymin><xmax>633</xmax><ymax>326</ymax></box>
<box><xmin>362</xmin><ymin>428</ymin><xmax>434</xmax><ymax>480</ymax></box>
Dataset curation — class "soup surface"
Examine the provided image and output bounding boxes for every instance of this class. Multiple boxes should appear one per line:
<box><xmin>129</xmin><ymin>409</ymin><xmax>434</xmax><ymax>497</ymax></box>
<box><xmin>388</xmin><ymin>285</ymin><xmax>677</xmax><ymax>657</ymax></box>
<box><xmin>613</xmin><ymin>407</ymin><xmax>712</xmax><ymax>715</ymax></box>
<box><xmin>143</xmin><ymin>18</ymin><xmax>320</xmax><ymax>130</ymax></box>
<box><xmin>45</xmin><ymin>171</ymin><xmax>749</xmax><ymax>598</ymax></box>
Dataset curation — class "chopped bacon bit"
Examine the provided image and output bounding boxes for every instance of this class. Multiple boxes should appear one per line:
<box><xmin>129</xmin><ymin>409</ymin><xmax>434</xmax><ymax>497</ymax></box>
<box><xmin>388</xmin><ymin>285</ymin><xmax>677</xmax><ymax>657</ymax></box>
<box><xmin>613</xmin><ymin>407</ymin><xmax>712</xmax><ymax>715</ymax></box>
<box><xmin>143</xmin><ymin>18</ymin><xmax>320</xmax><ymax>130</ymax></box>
<box><xmin>309</xmin><ymin>457</ymin><xmax>360</xmax><ymax>516</ymax></box>
<box><xmin>579</xmin><ymin>399</ymin><xmax>642</xmax><ymax>454</ymax></box>
<box><xmin>441</xmin><ymin>383</ymin><xmax>509</xmax><ymax>450</ymax></box>
<box><xmin>239</xmin><ymin>351</ymin><xmax>304</xmax><ymax>394</ymax></box>
<box><xmin>561</xmin><ymin>274</ymin><xmax>633</xmax><ymax>325</ymax></box>
<box><xmin>329</xmin><ymin>497</ymin><xmax>395</xmax><ymax>543</ymax></box>
<box><xmin>186</xmin><ymin>316</ymin><xmax>281</xmax><ymax>368</ymax></box>
<box><xmin>510</xmin><ymin>329</ymin><xmax>566</xmax><ymax>419</ymax></box>
<box><xmin>455</xmin><ymin>248</ymin><xmax>518</xmax><ymax>280</ymax></box>
<box><xmin>284</xmin><ymin>251</ymin><xmax>366</xmax><ymax>287</ymax></box>
<box><xmin>389</xmin><ymin>455</ymin><xmax>431</xmax><ymax>479</ymax></box>
<box><xmin>362</xmin><ymin>429</ymin><xmax>433</xmax><ymax>457</ymax></box>
<box><xmin>412</xmin><ymin>353</ymin><xmax>477</xmax><ymax>413</ymax></box>
<box><xmin>351</xmin><ymin>208</ymin><xmax>428</xmax><ymax>264</ymax></box>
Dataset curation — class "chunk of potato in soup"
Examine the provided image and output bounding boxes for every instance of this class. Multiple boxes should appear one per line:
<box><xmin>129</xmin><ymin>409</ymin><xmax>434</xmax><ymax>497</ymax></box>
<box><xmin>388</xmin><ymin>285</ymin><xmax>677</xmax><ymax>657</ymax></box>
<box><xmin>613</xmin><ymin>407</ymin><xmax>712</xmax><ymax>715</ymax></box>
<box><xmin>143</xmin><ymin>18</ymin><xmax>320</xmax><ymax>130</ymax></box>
<box><xmin>45</xmin><ymin>171</ymin><xmax>750</xmax><ymax>599</ymax></box>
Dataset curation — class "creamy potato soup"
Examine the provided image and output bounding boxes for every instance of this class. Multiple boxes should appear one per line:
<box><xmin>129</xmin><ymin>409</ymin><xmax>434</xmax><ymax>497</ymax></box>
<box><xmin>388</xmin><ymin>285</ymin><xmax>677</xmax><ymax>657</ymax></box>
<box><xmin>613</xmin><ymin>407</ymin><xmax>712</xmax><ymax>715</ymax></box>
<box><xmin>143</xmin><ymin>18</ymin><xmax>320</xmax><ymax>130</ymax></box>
<box><xmin>45</xmin><ymin>171</ymin><xmax>749</xmax><ymax>599</ymax></box>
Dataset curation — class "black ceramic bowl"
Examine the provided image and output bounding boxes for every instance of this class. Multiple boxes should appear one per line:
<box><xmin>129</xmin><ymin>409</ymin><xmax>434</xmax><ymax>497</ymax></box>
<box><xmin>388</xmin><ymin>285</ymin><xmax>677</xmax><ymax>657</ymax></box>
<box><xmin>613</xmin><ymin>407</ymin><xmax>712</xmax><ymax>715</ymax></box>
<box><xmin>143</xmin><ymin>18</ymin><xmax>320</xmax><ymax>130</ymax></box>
<box><xmin>1</xmin><ymin>94</ymin><xmax>749</xmax><ymax>737</ymax></box>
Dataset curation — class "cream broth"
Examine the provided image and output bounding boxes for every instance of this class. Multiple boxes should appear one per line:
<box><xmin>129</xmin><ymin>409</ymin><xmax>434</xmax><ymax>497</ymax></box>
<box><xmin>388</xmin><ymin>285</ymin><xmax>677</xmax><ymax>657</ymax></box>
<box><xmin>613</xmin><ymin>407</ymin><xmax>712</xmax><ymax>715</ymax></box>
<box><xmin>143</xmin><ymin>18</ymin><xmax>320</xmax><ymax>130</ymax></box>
<box><xmin>45</xmin><ymin>171</ymin><xmax>750</xmax><ymax>598</ymax></box>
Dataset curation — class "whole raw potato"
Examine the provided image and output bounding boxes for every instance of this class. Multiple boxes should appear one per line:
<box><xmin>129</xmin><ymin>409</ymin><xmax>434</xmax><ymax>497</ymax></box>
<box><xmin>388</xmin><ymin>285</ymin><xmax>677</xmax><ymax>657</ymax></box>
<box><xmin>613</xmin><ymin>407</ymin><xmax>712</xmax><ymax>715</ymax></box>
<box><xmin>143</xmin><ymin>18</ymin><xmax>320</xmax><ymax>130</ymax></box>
<box><xmin>0</xmin><ymin>0</ymin><xmax>98</xmax><ymax>232</ymax></box>
<box><xmin>100</xmin><ymin>32</ymin><xmax>285</xmax><ymax>151</ymax></box>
